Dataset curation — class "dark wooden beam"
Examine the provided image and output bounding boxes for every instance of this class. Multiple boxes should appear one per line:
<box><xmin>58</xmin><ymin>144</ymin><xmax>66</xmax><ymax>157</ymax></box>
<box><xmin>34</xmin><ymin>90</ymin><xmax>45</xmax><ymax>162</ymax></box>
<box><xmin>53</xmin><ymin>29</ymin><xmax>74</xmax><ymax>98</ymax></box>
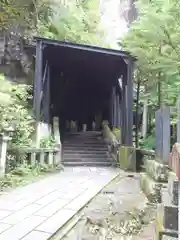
<box><xmin>116</xmin><ymin>93</ymin><xmax>121</xmax><ymax>128</ymax></box>
<box><xmin>126</xmin><ymin>57</ymin><xmax>134</xmax><ymax>146</ymax></box>
<box><xmin>43</xmin><ymin>62</ymin><xmax>51</xmax><ymax>123</ymax></box>
<box><xmin>121</xmin><ymin>79</ymin><xmax>126</xmax><ymax>144</ymax></box>
<box><xmin>33</xmin><ymin>40</ymin><xmax>43</xmax><ymax>121</ymax></box>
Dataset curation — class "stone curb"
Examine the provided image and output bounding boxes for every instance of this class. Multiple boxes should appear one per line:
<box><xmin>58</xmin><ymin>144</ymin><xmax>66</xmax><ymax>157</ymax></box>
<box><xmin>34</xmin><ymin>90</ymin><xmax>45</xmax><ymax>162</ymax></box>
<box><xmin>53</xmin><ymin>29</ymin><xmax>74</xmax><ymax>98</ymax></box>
<box><xmin>140</xmin><ymin>172</ymin><xmax>162</xmax><ymax>203</ymax></box>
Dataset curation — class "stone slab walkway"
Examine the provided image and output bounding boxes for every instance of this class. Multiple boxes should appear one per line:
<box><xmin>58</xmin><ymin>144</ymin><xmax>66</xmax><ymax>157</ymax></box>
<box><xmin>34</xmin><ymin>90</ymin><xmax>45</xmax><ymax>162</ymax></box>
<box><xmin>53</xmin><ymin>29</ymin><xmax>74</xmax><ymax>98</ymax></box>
<box><xmin>0</xmin><ymin>167</ymin><xmax>120</xmax><ymax>240</ymax></box>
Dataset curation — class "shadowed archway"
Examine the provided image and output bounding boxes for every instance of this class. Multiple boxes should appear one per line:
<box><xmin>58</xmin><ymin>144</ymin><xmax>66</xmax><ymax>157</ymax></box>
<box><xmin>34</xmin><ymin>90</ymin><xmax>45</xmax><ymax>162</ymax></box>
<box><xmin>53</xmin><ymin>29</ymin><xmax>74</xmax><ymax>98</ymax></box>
<box><xmin>33</xmin><ymin>37</ymin><xmax>135</xmax><ymax>146</ymax></box>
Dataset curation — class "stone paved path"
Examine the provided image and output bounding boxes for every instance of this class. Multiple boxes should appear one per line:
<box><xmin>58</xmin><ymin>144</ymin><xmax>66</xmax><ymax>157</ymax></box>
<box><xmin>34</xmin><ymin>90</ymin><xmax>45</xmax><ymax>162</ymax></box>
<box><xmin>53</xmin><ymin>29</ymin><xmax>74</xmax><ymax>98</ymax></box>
<box><xmin>0</xmin><ymin>167</ymin><xmax>120</xmax><ymax>240</ymax></box>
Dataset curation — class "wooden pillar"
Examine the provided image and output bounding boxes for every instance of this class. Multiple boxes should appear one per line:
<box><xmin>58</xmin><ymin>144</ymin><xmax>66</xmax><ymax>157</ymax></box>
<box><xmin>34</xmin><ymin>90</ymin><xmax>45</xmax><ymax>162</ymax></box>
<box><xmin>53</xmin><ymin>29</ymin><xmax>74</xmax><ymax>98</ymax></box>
<box><xmin>116</xmin><ymin>94</ymin><xmax>121</xmax><ymax>128</ymax></box>
<box><xmin>43</xmin><ymin>62</ymin><xmax>51</xmax><ymax>123</ymax></box>
<box><xmin>125</xmin><ymin>58</ymin><xmax>134</xmax><ymax>146</ymax></box>
<box><xmin>112</xmin><ymin>87</ymin><xmax>116</xmax><ymax>127</ymax></box>
<box><xmin>33</xmin><ymin>40</ymin><xmax>43</xmax><ymax>121</ymax></box>
<box><xmin>114</xmin><ymin>89</ymin><xmax>118</xmax><ymax>128</ymax></box>
<box><xmin>121</xmin><ymin>79</ymin><xmax>126</xmax><ymax>144</ymax></box>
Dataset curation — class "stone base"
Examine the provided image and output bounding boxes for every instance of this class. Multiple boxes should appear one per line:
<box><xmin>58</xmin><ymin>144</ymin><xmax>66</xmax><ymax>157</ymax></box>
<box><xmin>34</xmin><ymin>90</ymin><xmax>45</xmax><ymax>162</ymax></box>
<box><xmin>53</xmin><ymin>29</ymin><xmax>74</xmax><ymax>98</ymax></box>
<box><xmin>118</xmin><ymin>146</ymin><xmax>136</xmax><ymax>171</ymax></box>
<box><xmin>145</xmin><ymin>160</ymin><xmax>169</xmax><ymax>182</ymax></box>
<box><xmin>140</xmin><ymin>172</ymin><xmax>162</xmax><ymax>203</ymax></box>
<box><xmin>155</xmin><ymin>204</ymin><xmax>178</xmax><ymax>240</ymax></box>
<box><xmin>168</xmin><ymin>171</ymin><xmax>179</xmax><ymax>206</ymax></box>
<box><xmin>155</xmin><ymin>186</ymin><xmax>179</xmax><ymax>240</ymax></box>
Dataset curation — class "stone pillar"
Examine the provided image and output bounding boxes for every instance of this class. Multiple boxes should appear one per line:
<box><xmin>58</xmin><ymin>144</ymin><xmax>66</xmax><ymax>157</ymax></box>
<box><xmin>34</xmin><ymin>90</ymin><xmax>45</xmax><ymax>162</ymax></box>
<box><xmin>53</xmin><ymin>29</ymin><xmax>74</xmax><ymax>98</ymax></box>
<box><xmin>53</xmin><ymin>117</ymin><xmax>62</xmax><ymax>163</ymax></box>
<box><xmin>35</xmin><ymin>122</ymin><xmax>51</xmax><ymax>148</ymax></box>
<box><xmin>155</xmin><ymin>107</ymin><xmax>170</xmax><ymax>164</ymax></box>
<box><xmin>0</xmin><ymin>134</ymin><xmax>11</xmax><ymax>177</ymax></box>
<box><xmin>53</xmin><ymin>117</ymin><xmax>61</xmax><ymax>147</ymax></box>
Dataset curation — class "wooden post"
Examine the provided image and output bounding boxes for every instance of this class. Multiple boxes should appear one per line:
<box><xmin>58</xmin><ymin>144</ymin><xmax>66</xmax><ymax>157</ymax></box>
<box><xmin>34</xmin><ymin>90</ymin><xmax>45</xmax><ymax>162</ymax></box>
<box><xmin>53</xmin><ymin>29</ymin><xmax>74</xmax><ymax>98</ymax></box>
<box><xmin>33</xmin><ymin>40</ymin><xmax>43</xmax><ymax>121</ymax></box>
<box><xmin>116</xmin><ymin>94</ymin><xmax>121</xmax><ymax>128</ymax></box>
<box><xmin>121</xmin><ymin>79</ymin><xmax>126</xmax><ymax>144</ymax></box>
<box><xmin>125</xmin><ymin>57</ymin><xmax>134</xmax><ymax>146</ymax></box>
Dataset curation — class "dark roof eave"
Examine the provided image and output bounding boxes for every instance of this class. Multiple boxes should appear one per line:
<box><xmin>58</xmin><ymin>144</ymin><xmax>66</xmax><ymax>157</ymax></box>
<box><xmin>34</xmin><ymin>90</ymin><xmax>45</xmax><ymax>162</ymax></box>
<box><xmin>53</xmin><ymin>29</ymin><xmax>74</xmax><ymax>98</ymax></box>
<box><xmin>33</xmin><ymin>36</ymin><xmax>136</xmax><ymax>61</ymax></box>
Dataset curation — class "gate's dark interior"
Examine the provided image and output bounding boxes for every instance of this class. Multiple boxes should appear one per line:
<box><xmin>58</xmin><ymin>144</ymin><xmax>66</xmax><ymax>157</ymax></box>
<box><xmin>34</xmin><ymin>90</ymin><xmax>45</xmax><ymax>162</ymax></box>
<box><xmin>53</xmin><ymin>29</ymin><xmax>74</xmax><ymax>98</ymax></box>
<box><xmin>43</xmin><ymin>43</ymin><xmax>126</xmax><ymax>133</ymax></box>
<box><xmin>33</xmin><ymin>38</ymin><xmax>134</xmax><ymax>146</ymax></box>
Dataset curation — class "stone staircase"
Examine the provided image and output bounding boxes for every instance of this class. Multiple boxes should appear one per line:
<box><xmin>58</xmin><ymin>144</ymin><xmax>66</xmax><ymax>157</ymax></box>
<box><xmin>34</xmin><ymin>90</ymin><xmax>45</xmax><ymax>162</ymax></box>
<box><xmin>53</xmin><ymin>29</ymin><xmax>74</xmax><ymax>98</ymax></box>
<box><xmin>62</xmin><ymin>131</ymin><xmax>115</xmax><ymax>166</ymax></box>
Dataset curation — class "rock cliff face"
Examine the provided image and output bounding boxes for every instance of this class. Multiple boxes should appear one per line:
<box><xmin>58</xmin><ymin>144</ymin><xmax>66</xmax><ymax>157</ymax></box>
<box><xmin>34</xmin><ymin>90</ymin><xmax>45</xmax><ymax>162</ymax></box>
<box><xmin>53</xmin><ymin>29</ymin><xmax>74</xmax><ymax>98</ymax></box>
<box><xmin>0</xmin><ymin>31</ymin><xmax>33</xmax><ymax>85</ymax></box>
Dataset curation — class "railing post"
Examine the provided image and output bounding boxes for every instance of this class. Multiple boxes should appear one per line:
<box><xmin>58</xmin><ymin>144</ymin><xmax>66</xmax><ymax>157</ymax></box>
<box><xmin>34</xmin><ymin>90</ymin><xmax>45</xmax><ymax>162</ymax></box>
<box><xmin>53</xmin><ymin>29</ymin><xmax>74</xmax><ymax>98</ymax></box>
<box><xmin>0</xmin><ymin>134</ymin><xmax>11</xmax><ymax>177</ymax></box>
<box><xmin>40</xmin><ymin>151</ymin><xmax>45</xmax><ymax>165</ymax></box>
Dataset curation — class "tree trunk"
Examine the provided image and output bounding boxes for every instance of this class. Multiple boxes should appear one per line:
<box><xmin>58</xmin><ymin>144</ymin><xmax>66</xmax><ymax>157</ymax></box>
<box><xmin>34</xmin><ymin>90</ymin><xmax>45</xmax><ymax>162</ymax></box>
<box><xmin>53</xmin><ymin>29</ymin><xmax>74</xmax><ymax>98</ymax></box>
<box><xmin>142</xmin><ymin>99</ymin><xmax>148</xmax><ymax>138</ymax></box>
<box><xmin>157</xmin><ymin>78</ymin><xmax>161</xmax><ymax>108</ymax></box>
<box><xmin>135</xmin><ymin>80</ymin><xmax>140</xmax><ymax>148</ymax></box>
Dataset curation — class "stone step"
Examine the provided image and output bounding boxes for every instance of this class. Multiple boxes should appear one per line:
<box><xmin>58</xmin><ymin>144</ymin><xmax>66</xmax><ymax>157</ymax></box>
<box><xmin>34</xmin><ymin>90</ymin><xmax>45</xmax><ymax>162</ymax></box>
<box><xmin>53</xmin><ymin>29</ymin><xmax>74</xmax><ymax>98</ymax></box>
<box><xmin>63</xmin><ymin>144</ymin><xmax>108</xmax><ymax>149</ymax></box>
<box><xmin>63</xmin><ymin>157</ymin><xmax>113</xmax><ymax>162</ymax></box>
<box><xmin>62</xmin><ymin>161</ymin><xmax>115</xmax><ymax>167</ymax></box>
<box><xmin>63</xmin><ymin>149</ymin><xmax>108</xmax><ymax>154</ymax></box>
<box><xmin>63</xmin><ymin>153</ymin><xmax>110</xmax><ymax>158</ymax></box>
<box><xmin>63</xmin><ymin>140</ymin><xmax>105</xmax><ymax>144</ymax></box>
<box><xmin>64</xmin><ymin>135</ymin><xmax>101</xmax><ymax>139</ymax></box>
<box><xmin>63</xmin><ymin>149</ymin><xmax>108</xmax><ymax>153</ymax></box>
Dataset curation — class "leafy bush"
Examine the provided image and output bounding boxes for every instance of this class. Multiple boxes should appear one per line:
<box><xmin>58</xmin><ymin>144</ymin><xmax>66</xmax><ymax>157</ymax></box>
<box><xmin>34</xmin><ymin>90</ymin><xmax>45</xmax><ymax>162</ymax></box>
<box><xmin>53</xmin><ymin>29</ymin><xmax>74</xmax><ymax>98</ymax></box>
<box><xmin>140</xmin><ymin>134</ymin><xmax>156</xmax><ymax>150</ymax></box>
<box><xmin>0</xmin><ymin>73</ymin><xmax>34</xmax><ymax>148</ymax></box>
<box><xmin>40</xmin><ymin>136</ymin><xmax>56</xmax><ymax>148</ymax></box>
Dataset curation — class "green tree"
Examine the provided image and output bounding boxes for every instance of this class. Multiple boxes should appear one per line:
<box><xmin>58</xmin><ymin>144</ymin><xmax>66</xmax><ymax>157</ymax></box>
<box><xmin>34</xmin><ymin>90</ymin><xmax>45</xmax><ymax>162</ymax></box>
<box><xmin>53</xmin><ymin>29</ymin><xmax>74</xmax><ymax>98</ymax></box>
<box><xmin>38</xmin><ymin>0</ymin><xmax>107</xmax><ymax>46</ymax></box>
<box><xmin>122</xmin><ymin>0</ymin><xmax>180</xmax><ymax>106</ymax></box>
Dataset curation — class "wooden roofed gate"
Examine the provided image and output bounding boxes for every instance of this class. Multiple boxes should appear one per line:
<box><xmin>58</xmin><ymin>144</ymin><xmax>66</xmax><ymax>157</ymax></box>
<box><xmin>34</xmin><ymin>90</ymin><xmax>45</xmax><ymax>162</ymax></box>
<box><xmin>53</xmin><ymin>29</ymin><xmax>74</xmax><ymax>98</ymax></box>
<box><xmin>33</xmin><ymin>37</ymin><xmax>135</xmax><ymax>167</ymax></box>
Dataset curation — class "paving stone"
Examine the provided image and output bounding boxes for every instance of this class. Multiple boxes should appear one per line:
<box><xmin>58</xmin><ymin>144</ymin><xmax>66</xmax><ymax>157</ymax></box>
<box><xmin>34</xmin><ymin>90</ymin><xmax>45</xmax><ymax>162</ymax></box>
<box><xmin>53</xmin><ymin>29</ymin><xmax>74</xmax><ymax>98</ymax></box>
<box><xmin>35</xmin><ymin>190</ymin><xmax>69</xmax><ymax>205</ymax></box>
<box><xmin>35</xmin><ymin>198</ymin><xmax>69</xmax><ymax>217</ymax></box>
<box><xmin>0</xmin><ymin>223</ymin><xmax>12</xmax><ymax>234</ymax></box>
<box><xmin>1</xmin><ymin>203</ymin><xmax>43</xmax><ymax>224</ymax></box>
<box><xmin>0</xmin><ymin>168</ymin><xmax>120</xmax><ymax>239</ymax></box>
<box><xmin>0</xmin><ymin>210</ymin><xmax>12</xmax><ymax>220</ymax></box>
<box><xmin>0</xmin><ymin>199</ymin><xmax>31</xmax><ymax>211</ymax></box>
<box><xmin>36</xmin><ymin>209</ymin><xmax>76</xmax><ymax>234</ymax></box>
<box><xmin>65</xmin><ymin>187</ymin><xmax>100</xmax><ymax>210</ymax></box>
<box><xmin>57</xmin><ymin>188</ymin><xmax>87</xmax><ymax>199</ymax></box>
<box><xmin>0</xmin><ymin>215</ymin><xmax>46</xmax><ymax>240</ymax></box>
<box><xmin>21</xmin><ymin>230</ymin><xmax>51</xmax><ymax>240</ymax></box>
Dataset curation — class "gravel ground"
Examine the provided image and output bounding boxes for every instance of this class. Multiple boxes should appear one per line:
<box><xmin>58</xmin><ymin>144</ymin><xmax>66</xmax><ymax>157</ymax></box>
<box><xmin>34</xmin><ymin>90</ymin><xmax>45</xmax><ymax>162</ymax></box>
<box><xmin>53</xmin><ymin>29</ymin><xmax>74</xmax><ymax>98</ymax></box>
<box><xmin>62</xmin><ymin>172</ymin><xmax>156</xmax><ymax>240</ymax></box>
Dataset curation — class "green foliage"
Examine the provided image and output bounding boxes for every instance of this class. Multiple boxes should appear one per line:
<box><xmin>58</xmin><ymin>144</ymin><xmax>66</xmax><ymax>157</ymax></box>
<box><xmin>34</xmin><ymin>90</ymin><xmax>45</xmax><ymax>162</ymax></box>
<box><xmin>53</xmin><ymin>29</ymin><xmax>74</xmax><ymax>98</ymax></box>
<box><xmin>0</xmin><ymin>73</ymin><xmax>34</xmax><ymax>147</ymax></box>
<box><xmin>40</xmin><ymin>136</ymin><xmax>56</xmax><ymax>148</ymax></box>
<box><xmin>140</xmin><ymin>134</ymin><xmax>156</xmax><ymax>150</ymax></box>
<box><xmin>38</xmin><ymin>0</ymin><xmax>107</xmax><ymax>46</ymax></box>
<box><xmin>122</xmin><ymin>0</ymin><xmax>180</xmax><ymax>106</ymax></box>
<box><xmin>0</xmin><ymin>162</ymin><xmax>63</xmax><ymax>191</ymax></box>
